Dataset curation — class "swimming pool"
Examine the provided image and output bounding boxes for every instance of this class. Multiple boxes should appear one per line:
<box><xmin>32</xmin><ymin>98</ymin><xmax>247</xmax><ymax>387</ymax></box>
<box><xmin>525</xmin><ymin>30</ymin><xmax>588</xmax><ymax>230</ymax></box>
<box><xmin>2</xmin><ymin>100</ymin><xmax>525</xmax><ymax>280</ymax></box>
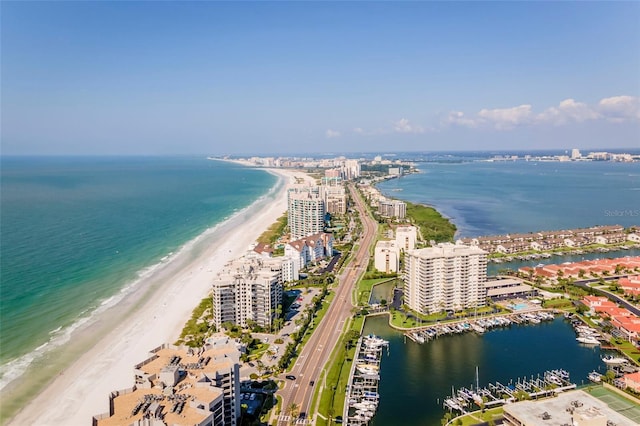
<box><xmin>510</xmin><ymin>303</ymin><xmax>529</xmax><ymax>311</ymax></box>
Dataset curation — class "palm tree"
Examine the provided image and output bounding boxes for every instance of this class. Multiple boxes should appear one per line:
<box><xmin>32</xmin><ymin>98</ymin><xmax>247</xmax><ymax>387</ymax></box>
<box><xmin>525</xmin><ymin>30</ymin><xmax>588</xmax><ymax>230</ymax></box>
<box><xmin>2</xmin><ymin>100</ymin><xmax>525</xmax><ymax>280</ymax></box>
<box><xmin>286</xmin><ymin>402</ymin><xmax>299</xmax><ymax>423</ymax></box>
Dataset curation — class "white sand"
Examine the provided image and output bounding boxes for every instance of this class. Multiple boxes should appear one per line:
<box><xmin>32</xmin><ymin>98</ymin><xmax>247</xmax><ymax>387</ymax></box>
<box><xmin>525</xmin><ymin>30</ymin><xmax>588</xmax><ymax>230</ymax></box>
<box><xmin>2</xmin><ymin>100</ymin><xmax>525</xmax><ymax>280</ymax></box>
<box><xmin>7</xmin><ymin>164</ymin><xmax>311</xmax><ymax>426</ymax></box>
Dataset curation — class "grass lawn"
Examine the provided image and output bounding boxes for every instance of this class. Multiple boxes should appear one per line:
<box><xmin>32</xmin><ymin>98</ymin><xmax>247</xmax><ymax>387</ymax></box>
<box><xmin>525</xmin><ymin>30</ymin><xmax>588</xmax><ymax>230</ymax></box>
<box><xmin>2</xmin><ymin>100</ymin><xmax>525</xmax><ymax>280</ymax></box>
<box><xmin>451</xmin><ymin>407</ymin><xmax>504</xmax><ymax>426</ymax></box>
<box><xmin>542</xmin><ymin>298</ymin><xmax>574</xmax><ymax>309</ymax></box>
<box><xmin>610</xmin><ymin>339</ymin><xmax>640</xmax><ymax>365</ymax></box>
<box><xmin>356</xmin><ymin>278</ymin><xmax>394</xmax><ymax>306</ymax></box>
<box><xmin>257</xmin><ymin>213</ymin><xmax>288</xmax><ymax>245</ymax></box>
<box><xmin>248</xmin><ymin>343</ymin><xmax>270</xmax><ymax>359</ymax></box>
<box><xmin>315</xmin><ymin>315</ymin><xmax>366</xmax><ymax>425</ymax></box>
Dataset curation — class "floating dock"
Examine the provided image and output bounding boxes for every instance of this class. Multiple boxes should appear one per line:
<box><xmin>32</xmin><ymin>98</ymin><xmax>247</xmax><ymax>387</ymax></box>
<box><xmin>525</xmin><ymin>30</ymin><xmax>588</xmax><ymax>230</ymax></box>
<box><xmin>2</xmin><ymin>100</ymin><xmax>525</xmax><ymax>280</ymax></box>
<box><xmin>343</xmin><ymin>334</ymin><xmax>389</xmax><ymax>426</ymax></box>
<box><xmin>442</xmin><ymin>369</ymin><xmax>577</xmax><ymax>415</ymax></box>
<box><xmin>405</xmin><ymin>311</ymin><xmax>556</xmax><ymax>344</ymax></box>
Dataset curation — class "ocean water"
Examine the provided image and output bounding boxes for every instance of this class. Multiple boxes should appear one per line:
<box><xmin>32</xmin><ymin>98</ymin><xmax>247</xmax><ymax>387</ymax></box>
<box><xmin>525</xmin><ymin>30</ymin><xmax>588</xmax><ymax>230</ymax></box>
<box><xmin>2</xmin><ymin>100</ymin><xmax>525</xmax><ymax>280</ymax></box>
<box><xmin>377</xmin><ymin>160</ymin><xmax>640</xmax><ymax>238</ymax></box>
<box><xmin>0</xmin><ymin>157</ymin><xmax>275</xmax><ymax>389</ymax></box>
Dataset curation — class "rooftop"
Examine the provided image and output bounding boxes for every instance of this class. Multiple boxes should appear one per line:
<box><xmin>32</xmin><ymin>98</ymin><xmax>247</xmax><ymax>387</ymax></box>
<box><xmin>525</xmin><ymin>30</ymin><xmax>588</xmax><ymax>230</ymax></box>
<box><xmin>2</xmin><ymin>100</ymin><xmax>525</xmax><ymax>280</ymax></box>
<box><xmin>503</xmin><ymin>390</ymin><xmax>637</xmax><ymax>426</ymax></box>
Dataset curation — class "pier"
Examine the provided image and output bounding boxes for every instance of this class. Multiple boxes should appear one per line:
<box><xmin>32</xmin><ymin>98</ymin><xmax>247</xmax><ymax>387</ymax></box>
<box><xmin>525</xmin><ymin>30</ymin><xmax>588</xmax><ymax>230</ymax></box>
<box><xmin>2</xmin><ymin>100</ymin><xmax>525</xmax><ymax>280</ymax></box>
<box><xmin>343</xmin><ymin>334</ymin><xmax>389</xmax><ymax>426</ymax></box>
<box><xmin>442</xmin><ymin>369</ymin><xmax>577</xmax><ymax>415</ymax></box>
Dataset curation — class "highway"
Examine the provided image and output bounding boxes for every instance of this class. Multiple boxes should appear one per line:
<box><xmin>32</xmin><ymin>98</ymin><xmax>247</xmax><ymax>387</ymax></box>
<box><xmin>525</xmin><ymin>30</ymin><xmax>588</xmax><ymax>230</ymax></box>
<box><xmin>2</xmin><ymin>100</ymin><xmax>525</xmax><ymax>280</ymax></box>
<box><xmin>276</xmin><ymin>183</ymin><xmax>378</xmax><ymax>424</ymax></box>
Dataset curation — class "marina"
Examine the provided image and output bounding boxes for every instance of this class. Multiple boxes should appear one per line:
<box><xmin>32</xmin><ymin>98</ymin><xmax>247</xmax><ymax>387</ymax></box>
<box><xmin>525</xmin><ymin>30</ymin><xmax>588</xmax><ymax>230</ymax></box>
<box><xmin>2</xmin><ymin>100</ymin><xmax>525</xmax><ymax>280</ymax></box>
<box><xmin>442</xmin><ymin>369</ymin><xmax>577</xmax><ymax>415</ymax></box>
<box><xmin>364</xmin><ymin>314</ymin><xmax>609</xmax><ymax>426</ymax></box>
<box><xmin>343</xmin><ymin>335</ymin><xmax>389</xmax><ymax>425</ymax></box>
<box><xmin>404</xmin><ymin>311</ymin><xmax>556</xmax><ymax>343</ymax></box>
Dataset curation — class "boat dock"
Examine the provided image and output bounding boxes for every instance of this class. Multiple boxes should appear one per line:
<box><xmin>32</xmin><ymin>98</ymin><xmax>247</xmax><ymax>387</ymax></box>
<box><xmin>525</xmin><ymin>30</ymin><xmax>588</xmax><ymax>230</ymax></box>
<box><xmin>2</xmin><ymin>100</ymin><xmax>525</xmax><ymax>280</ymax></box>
<box><xmin>343</xmin><ymin>334</ymin><xmax>389</xmax><ymax>426</ymax></box>
<box><xmin>405</xmin><ymin>311</ymin><xmax>556</xmax><ymax>344</ymax></box>
<box><xmin>442</xmin><ymin>369</ymin><xmax>577</xmax><ymax>415</ymax></box>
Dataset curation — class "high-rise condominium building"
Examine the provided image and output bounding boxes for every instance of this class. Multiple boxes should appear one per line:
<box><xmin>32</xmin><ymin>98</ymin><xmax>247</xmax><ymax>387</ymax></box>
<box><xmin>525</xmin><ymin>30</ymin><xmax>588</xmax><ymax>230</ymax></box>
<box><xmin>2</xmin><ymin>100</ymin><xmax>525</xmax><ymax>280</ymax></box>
<box><xmin>404</xmin><ymin>243</ymin><xmax>488</xmax><ymax>314</ymax></box>
<box><xmin>211</xmin><ymin>256</ymin><xmax>283</xmax><ymax>329</ymax></box>
<box><xmin>288</xmin><ymin>185</ymin><xmax>326</xmax><ymax>240</ymax></box>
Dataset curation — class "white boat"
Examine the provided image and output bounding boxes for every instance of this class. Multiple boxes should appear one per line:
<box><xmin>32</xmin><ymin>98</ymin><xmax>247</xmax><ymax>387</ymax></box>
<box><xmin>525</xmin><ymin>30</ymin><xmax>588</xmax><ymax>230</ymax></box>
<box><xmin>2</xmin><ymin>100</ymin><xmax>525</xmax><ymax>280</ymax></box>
<box><xmin>602</xmin><ymin>355</ymin><xmax>628</xmax><ymax>365</ymax></box>
<box><xmin>588</xmin><ymin>371</ymin><xmax>602</xmax><ymax>382</ymax></box>
<box><xmin>576</xmin><ymin>336</ymin><xmax>600</xmax><ymax>345</ymax></box>
<box><xmin>471</xmin><ymin>323</ymin><xmax>485</xmax><ymax>334</ymax></box>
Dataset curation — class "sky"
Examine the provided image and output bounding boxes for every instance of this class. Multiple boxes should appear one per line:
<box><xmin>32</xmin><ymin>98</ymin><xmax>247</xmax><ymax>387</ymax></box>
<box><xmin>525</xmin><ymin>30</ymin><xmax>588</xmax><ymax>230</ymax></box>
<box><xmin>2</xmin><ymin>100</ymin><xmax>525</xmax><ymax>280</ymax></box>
<box><xmin>2</xmin><ymin>1</ymin><xmax>639</xmax><ymax>155</ymax></box>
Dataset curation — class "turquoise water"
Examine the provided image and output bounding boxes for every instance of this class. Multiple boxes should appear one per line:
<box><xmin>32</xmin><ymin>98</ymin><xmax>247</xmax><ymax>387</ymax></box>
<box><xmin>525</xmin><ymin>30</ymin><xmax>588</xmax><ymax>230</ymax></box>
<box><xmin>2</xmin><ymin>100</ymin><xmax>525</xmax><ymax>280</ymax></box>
<box><xmin>509</xmin><ymin>303</ymin><xmax>529</xmax><ymax>310</ymax></box>
<box><xmin>378</xmin><ymin>160</ymin><xmax>640</xmax><ymax>238</ymax></box>
<box><xmin>0</xmin><ymin>157</ymin><xmax>275</xmax><ymax>385</ymax></box>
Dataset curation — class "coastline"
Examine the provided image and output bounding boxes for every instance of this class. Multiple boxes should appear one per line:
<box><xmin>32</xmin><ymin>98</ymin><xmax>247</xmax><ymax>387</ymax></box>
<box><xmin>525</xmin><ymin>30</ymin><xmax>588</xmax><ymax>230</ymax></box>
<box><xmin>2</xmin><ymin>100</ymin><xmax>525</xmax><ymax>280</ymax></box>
<box><xmin>4</xmin><ymin>164</ymin><xmax>307</xmax><ymax>426</ymax></box>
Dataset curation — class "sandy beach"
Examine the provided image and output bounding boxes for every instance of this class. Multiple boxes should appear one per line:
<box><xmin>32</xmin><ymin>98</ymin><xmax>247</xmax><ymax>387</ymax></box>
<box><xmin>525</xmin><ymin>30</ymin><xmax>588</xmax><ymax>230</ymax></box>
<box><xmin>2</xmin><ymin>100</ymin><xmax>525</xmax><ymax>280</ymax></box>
<box><xmin>6</xmin><ymin>164</ymin><xmax>312</xmax><ymax>426</ymax></box>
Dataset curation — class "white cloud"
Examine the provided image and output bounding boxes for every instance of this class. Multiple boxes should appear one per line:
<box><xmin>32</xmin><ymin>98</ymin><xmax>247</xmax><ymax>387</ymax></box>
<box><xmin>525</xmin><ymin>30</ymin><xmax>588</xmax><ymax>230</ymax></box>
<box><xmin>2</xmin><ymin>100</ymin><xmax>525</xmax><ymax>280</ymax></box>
<box><xmin>536</xmin><ymin>98</ymin><xmax>600</xmax><ymax>125</ymax></box>
<box><xmin>392</xmin><ymin>118</ymin><xmax>424</xmax><ymax>134</ymax></box>
<box><xmin>344</xmin><ymin>95</ymin><xmax>638</xmax><ymax>137</ymax></box>
<box><xmin>477</xmin><ymin>104</ymin><xmax>533</xmax><ymax>130</ymax></box>
<box><xmin>441</xmin><ymin>95</ymin><xmax>638</xmax><ymax>132</ymax></box>
<box><xmin>598</xmin><ymin>95</ymin><xmax>640</xmax><ymax>123</ymax></box>
<box><xmin>443</xmin><ymin>111</ymin><xmax>478</xmax><ymax>128</ymax></box>
<box><xmin>325</xmin><ymin>129</ymin><xmax>341</xmax><ymax>138</ymax></box>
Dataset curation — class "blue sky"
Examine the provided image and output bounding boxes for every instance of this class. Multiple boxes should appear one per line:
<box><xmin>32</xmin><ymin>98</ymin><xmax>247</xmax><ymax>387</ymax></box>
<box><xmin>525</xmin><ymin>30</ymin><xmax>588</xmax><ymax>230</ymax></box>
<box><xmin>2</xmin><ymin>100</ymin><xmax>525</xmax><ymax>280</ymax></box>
<box><xmin>2</xmin><ymin>1</ymin><xmax>639</xmax><ymax>155</ymax></box>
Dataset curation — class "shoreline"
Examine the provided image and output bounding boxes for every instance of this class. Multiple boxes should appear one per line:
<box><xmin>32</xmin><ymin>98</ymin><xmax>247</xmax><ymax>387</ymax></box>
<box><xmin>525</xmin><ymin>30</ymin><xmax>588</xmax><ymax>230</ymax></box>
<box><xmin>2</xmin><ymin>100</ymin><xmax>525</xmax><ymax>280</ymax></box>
<box><xmin>4</xmin><ymin>164</ymin><xmax>307</xmax><ymax>426</ymax></box>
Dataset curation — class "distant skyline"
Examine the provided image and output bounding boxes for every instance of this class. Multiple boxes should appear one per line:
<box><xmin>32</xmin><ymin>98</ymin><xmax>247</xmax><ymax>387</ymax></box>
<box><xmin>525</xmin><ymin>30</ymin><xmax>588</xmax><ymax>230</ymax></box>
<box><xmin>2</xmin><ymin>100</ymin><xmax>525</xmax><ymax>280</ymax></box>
<box><xmin>2</xmin><ymin>2</ymin><xmax>639</xmax><ymax>155</ymax></box>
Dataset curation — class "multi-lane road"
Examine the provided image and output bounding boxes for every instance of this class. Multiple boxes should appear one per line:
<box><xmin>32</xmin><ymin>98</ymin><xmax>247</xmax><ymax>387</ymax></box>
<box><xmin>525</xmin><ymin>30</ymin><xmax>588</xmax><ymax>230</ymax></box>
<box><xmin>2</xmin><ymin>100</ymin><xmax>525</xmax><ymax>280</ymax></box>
<box><xmin>276</xmin><ymin>183</ymin><xmax>378</xmax><ymax>424</ymax></box>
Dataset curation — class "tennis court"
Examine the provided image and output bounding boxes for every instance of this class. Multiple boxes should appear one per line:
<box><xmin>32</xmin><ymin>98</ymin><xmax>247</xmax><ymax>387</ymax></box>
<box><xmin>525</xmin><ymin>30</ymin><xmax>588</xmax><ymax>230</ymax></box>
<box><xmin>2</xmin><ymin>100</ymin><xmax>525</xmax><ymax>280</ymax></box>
<box><xmin>588</xmin><ymin>386</ymin><xmax>640</xmax><ymax>424</ymax></box>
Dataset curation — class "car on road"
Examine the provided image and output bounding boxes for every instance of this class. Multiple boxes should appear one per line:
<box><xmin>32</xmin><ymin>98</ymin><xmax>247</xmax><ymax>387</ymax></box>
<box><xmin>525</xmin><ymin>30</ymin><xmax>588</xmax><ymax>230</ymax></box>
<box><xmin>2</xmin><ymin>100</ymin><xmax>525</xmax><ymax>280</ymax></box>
<box><xmin>285</xmin><ymin>375</ymin><xmax>296</xmax><ymax>380</ymax></box>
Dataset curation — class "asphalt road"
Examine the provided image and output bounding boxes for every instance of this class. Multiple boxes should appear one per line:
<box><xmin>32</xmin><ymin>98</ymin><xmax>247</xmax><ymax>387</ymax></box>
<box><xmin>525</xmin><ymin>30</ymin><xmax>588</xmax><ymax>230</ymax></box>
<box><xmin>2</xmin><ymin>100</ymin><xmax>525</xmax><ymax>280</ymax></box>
<box><xmin>276</xmin><ymin>183</ymin><xmax>378</xmax><ymax>424</ymax></box>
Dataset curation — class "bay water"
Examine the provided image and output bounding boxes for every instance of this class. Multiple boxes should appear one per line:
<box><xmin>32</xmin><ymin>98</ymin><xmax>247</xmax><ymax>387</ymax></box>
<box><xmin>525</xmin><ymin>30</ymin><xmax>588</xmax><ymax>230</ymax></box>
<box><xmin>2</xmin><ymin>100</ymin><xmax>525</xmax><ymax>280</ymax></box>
<box><xmin>377</xmin><ymin>160</ymin><xmax>640</xmax><ymax>238</ymax></box>
<box><xmin>372</xmin><ymin>158</ymin><xmax>639</xmax><ymax>424</ymax></box>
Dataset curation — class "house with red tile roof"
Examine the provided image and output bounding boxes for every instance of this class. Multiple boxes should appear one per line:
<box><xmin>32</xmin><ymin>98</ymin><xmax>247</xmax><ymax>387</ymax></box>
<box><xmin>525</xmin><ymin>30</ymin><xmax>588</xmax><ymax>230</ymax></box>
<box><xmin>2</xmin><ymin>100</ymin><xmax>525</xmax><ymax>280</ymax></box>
<box><xmin>619</xmin><ymin>275</ymin><xmax>640</xmax><ymax>297</ymax></box>
<box><xmin>623</xmin><ymin>372</ymin><xmax>640</xmax><ymax>392</ymax></box>
<box><xmin>284</xmin><ymin>232</ymin><xmax>334</xmax><ymax>269</ymax></box>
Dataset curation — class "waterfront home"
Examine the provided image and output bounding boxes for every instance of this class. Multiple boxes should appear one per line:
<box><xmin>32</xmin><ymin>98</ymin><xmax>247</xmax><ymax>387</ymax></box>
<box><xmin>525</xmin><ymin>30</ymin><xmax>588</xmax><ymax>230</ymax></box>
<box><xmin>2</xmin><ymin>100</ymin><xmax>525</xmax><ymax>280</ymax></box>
<box><xmin>628</xmin><ymin>233</ymin><xmax>640</xmax><ymax>243</ymax></box>
<box><xmin>622</xmin><ymin>371</ymin><xmax>640</xmax><ymax>392</ymax></box>
<box><xmin>596</xmin><ymin>232</ymin><xmax>628</xmax><ymax>245</ymax></box>
<box><xmin>496</xmin><ymin>241</ymin><xmax>531</xmax><ymax>254</ymax></box>
<box><xmin>582</xmin><ymin>296</ymin><xmax>640</xmax><ymax>343</ymax></box>
<box><xmin>530</xmin><ymin>238</ymin><xmax>565</xmax><ymax>251</ymax></box>
<box><xmin>564</xmin><ymin>236</ymin><xmax>595</xmax><ymax>247</ymax></box>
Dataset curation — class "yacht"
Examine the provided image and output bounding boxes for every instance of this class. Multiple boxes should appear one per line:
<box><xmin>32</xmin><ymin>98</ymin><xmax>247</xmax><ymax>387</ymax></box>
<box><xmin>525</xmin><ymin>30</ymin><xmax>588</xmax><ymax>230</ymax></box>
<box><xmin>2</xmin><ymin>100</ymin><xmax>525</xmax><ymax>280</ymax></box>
<box><xmin>576</xmin><ymin>336</ymin><xmax>600</xmax><ymax>345</ymax></box>
<box><xmin>588</xmin><ymin>371</ymin><xmax>602</xmax><ymax>382</ymax></box>
<box><xmin>602</xmin><ymin>355</ymin><xmax>628</xmax><ymax>365</ymax></box>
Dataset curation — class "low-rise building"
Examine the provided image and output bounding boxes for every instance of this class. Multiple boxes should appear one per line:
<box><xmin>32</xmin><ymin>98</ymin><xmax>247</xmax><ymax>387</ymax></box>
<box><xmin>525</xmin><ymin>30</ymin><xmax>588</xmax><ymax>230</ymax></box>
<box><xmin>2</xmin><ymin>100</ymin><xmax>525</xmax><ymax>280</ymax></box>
<box><xmin>485</xmin><ymin>278</ymin><xmax>535</xmax><ymax>300</ymax></box>
<box><xmin>623</xmin><ymin>371</ymin><xmax>640</xmax><ymax>392</ymax></box>
<box><xmin>93</xmin><ymin>335</ymin><xmax>240</xmax><ymax>426</ymax></box>
<box><xmin>502</xmin><ymin>390</ymin><xmax>636</xmax><ymax>426</ymax></box>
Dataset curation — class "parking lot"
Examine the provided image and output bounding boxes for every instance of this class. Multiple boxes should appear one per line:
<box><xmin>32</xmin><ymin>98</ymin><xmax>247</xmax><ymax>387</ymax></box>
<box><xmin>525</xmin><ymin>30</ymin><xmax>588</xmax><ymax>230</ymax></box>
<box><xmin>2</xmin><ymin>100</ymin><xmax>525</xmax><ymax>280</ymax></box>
<box><xmin>239</xmin><ymin>287</ymin><xmax>321</xmax><ymax>378</ymax></box>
